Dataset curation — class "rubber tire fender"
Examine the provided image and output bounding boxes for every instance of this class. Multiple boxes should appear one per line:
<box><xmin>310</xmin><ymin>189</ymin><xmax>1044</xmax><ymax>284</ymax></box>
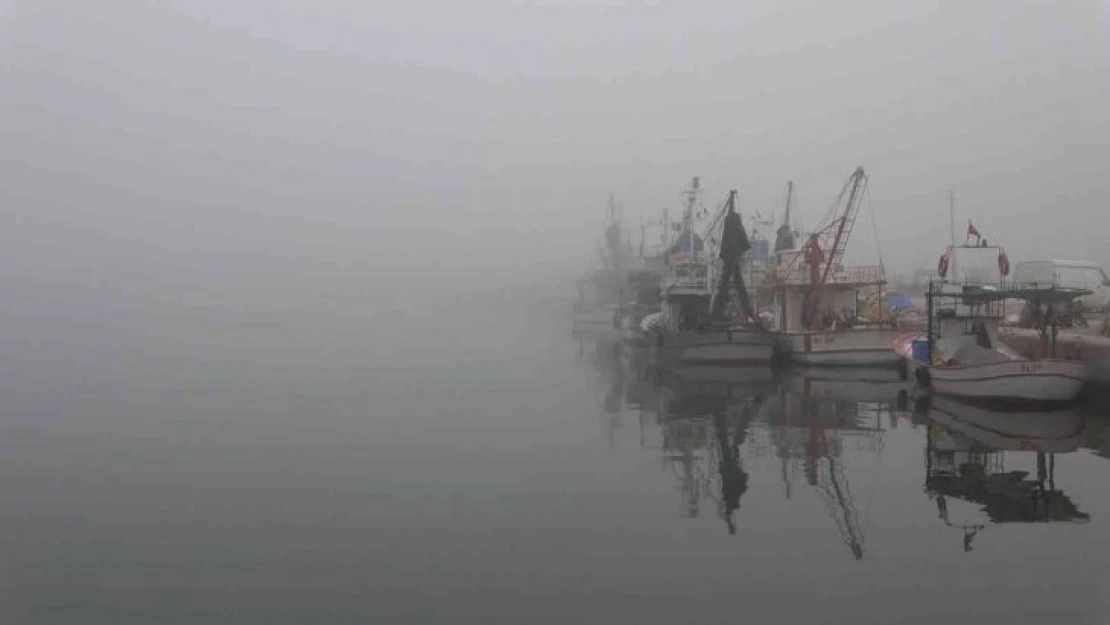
<box><xmin>896</xmin><ymin>358</ymin><xmax>908</xmax><ymax>381</ymax></box>
<box><xmin>915</xmin><ymin>366</ymin><xmax>932</xmax><ymax>389</ymax></box>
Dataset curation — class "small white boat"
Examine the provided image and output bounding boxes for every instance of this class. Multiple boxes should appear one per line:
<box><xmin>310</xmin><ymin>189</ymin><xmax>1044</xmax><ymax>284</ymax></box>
<box><xmin>894</xmin><ymin>332</ymin><xmax>1086</xmax><ymax>403</ymax></box>
<box><xmin>893</xmin><ymin>241</ymin><xmax>1090</xmax><ymax>404</ymax></box>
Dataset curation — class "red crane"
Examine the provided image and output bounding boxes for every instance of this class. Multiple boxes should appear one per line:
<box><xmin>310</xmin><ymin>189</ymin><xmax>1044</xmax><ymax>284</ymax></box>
<box><xmin>798</xmin><ymin>167</ymin><xmax>869</xmax><ymax>329</ymax></box>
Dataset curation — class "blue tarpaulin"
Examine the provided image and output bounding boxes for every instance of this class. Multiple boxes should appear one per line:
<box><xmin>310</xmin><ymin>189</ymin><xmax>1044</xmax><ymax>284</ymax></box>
<box><xmin>887</xmin><ymin>293</ymin><xmax>913</xmax><ymax>310</ymax></box>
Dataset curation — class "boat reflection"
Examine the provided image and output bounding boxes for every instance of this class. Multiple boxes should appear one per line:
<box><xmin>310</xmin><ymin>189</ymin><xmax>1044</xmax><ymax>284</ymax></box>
<box><xmin>765</xmin><ymin>368</ymin><xmax>898</xmax><ymax>559</ymax></box>
<box><xmin>920</xmin><ymin>396</ymin><xmax>1089</xmax><ymax>551</ymax></box>
<box><xmin>582</xmin><ymin>331</ymin><xmax>1101</xmax><ymax>557</ymax></box>
<box><xmin>655</xmin><ymin>362</ymin><xmax>774</xmax><ymax>531</ymax></box>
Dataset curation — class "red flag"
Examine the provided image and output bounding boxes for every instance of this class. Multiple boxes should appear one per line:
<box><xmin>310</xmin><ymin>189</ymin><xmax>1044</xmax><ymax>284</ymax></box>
<box><xmin>967</xmin><ymin>221</ymin><xmax>981</xmax><ymax>242</ymax></box>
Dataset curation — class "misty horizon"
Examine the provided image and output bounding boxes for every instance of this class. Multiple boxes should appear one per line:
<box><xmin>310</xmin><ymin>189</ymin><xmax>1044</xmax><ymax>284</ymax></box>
<box><xmin>2</xmin><ymin>0</ymin><xmax>1107</xmax><ymax>300</ymax></box>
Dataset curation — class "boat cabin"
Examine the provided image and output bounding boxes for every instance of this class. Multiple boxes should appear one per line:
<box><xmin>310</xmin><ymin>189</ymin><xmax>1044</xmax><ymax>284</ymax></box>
<box><xmin>658</xmin><ymin>252</ymin><xmax>714</xmax><ymax>332</ymax></box>
<box><xmin>765</xmin><ymin>249</ymin><xmax>886</xmax><ymax>332</ymax></box>
<box><xmin>924</xmin><ymin>244</ymin><xmax>1092</xmax><ymax>363</ymax></box>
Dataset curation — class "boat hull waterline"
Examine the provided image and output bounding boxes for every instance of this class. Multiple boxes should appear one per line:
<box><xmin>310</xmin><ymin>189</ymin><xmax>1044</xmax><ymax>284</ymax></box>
<box><xmin>651</xmin><ymin>330</ymin><xmax>775</xmax><ymax>366</ymax></box>
<box><xmin>776</xmin><ymin>328</ymin><xmax>904</xmax><ymax>366</ymax></box>
<box><xmin>893</xmin><ymin>333</ymin><xmax>1086</xmax><ymax>403</ymax></box>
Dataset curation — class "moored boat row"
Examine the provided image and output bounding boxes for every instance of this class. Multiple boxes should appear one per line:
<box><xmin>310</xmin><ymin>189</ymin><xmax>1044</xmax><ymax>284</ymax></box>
<box><xmin>576</xmin><ymin>170</ymin><xmax>1098</xmax><ymax>405</ymax></box>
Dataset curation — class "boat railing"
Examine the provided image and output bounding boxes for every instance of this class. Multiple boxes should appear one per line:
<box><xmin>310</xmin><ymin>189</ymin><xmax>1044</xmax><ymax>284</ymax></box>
<box><xmin>771</xmin><ymin>263</ymin><xmax>886</xmax><ymax>286</ymax></box>
<box><xmin>664</xmin><ymin>279</ymin><xmax>712</xmax><ymax>296</ymax></box>
<box><xmin>663</xmin><ymin>261</ymin><xmax>713</xmax><ymax>296</ymax></box>
<box><xmin>996</xmin><ymin>282</ymin><xmax>1093</xmax><ymax>302</ymax></box>
<box><xmin>928</xmin><ymin>281</ymin><xmax>1008</xmax><ymax>320</ymax></box>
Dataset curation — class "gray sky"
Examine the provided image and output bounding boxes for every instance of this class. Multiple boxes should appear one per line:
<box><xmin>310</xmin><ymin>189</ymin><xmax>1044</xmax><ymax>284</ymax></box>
<box><xmin>1</xmin><ymin>0</ymin><xmax>1107</xmax><ymax>296</ymax></box>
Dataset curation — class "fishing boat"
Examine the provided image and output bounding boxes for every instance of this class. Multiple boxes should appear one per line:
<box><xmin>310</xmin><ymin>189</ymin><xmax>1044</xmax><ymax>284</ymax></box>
<box><xmin>763</xmin><ymin>168</ymin><xmax>904</xmax><ymax>366</ymax></box>
<box><xmin>572</xmin><ymin>196</ymin><xmax>635</xmax><ymax>337</ymax></box>
<box><xmin>646</xmin><ymin>178</ymin><xmax>775</xmax><ymax>366</ymax></box>
<box><xmin>615</xmin><ymin>211</ymin><xmax>672</xmax><ymax>347</ymax></box>
<box><xmin>893</xmin><ymin>235</ymin><xmax>1089</xmax><ymax>404</ymax></box>
<box><xmin>618</xmin><ymin>269</ymin><xmax>663</xmax><ymax>347</ymax></box>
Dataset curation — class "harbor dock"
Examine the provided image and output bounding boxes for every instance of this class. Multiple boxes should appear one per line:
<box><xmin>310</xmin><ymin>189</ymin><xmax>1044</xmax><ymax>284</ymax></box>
<box><xmin>999</xmin><ymin>327</ymin><xmax>1110</xmax><ymax>389</ymax></box>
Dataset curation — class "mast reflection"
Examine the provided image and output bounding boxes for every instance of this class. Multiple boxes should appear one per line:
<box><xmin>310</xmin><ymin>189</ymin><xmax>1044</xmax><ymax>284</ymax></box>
<box><xmin>656</xmin><ymin>362</ymin><xmax>772</xmax><ymax>531</ymax></box>
<box><xmin>765</xmin><ymin>368</ymin><xmax>899</xmax><ymax>560</ymax></box>
<box><xmin>594</xmin><ymin>341</ymin><xmax>1100</xmax><ymax>557</ymax></box>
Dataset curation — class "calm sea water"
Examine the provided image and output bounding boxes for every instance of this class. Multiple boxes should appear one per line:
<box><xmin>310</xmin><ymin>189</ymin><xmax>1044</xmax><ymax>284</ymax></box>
<box><xmin>0</xmin><ymin>297</ymin><xmax>1107</xmax><ymax>624</ymax></box>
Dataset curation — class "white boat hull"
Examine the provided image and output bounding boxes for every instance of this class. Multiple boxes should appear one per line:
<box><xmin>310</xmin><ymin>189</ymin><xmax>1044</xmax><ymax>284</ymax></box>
<box><xmin>894</xmin><ymin>334</ymin><xmax>1087</xmax><ymax>403</ymax></box>
<box><xmin>999</xmin><ymin>327</ymin><xmax>1110</xmax><ymax>385</ymax></box>
<box><xmin>775</xmin><ymin>328</ymin><xmax>903</xmax><ymax>366</ymax></box>
<box><xmin>651</xmin><ymin>329</ymin><xmax>775</xmax><ymax>366</ymax></box>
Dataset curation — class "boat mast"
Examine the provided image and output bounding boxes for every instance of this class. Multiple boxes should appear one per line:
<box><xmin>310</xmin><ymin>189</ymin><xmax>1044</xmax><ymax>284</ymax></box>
<box><xmin>785</xmin><ymin>180</ymin><xmax>793</xmax><ymax>228</ymax></box>
<box><xmin>639</xmin><ymin>214</ymin><xmax>645</xmax><ymax>260</ymax></box>
<box><xmin>607</xmin><ymin>194</ymin><xmax>623</xmax><ymax>309</ymax></box>
<box><xmin>948</xmin><ymin>188</ymin><xmax>956</xmax><ymax>282</ymax></box>
<box><xmin>683</xmin><ymin>177</ymin><xmax>700</xmax><ymax>256</ymax></box>
<box><xmin>662</xmin><ymin>207</ymin><xmax>669</xmax><ymax>250</ymax></box>
<box><xmin>774</xmin><ymin>180</ymin><xmax>796</xmax><ymax>253</ymax></box>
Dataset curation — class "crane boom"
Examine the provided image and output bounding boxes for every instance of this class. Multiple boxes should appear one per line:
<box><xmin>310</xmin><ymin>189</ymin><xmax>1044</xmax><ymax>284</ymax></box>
<box><xmin>805</xmin><ymin>166</ymin><xmax>869</xmax><ymax>329</ymax></box>
<box><xmin>818</xmin><ymin>167</ymin><xmax>867</xmax><ymax>285</ymax></box>
<box><xmin>807</xmin><ymin>418</ymin><xmax>866</xmax><ymax>560</ymax></box>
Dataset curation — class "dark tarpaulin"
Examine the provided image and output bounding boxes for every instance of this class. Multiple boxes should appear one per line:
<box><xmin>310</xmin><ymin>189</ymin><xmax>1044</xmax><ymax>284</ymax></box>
<box><xmin>718</xmin><ymin>212</ymin><xmax>751</xmax><ymax>261</ymax></box>
<box><xmin>712</xmin><ymin>204</ymin><xmax>755</xmax><ymax>322</ymax></box>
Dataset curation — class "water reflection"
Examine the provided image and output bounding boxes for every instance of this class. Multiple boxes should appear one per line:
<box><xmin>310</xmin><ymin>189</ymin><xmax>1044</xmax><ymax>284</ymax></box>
<box><xmin>766</xmin><ymin>368</ymin><xmax>898</xmax><ymax>559</ymax></box>
<box><xmin>655</xmin><ymin>363</ymin><xmax>771</xmax><ymax>532</ymax></box>
<box><xmin>921</xmin><ymin>395</ymin><xmax>1089</xmax><ymax>553</ymax></box>
<box><xmin>583</xmin><ymin>339</ymin><xmax>1101</xmax><ymax>562</ymax></box>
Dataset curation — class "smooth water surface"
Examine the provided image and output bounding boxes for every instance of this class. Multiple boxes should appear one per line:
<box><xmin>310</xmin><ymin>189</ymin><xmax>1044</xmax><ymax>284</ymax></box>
<box><xmin>0</xmin><ymin>298</ymin><xmax>1107</xmax><ymax>624</ymax></box>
